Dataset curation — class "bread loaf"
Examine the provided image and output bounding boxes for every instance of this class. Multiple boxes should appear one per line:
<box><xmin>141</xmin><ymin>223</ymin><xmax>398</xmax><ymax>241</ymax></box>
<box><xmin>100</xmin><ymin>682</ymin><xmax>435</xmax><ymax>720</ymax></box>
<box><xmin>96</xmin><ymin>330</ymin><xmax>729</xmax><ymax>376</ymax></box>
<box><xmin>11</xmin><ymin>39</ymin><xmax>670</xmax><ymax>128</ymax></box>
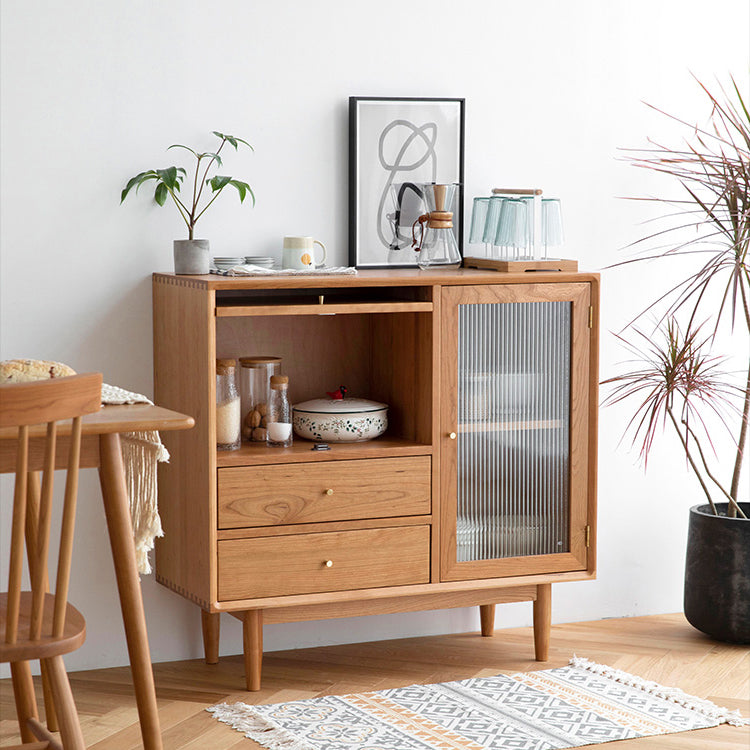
<box><xmin>1</xmin><ymin>359</ymin><xmax>77</xmax><ymax>383</ymax></box>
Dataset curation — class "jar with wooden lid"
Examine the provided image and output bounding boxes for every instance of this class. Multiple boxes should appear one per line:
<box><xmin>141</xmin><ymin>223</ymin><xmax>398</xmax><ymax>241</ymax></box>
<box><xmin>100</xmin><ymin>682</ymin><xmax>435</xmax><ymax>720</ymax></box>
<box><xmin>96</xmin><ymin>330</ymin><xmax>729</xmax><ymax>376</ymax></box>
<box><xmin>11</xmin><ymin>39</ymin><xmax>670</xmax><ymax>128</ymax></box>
<box><xmin>216</xmin><ymin>359</ymin><xmax>240</xmax><ymax>450</ymax></box>
<box><xmin>267</xmin><ymin>375</ymin><xmax>292</xmax><ymax>447</ymax></box>
<box><xmin>239</xmin><ymin>356</ymin><xmax>281</xmax><ymax>442</ymax></box>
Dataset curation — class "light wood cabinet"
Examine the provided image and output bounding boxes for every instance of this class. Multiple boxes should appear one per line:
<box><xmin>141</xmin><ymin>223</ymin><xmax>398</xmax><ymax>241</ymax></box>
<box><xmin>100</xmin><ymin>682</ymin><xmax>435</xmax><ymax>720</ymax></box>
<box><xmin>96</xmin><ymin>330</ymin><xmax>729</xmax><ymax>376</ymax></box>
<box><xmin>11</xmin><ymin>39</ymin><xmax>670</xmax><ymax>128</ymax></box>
<box><xmin>153</xmin><ymin>268</ymin><xmax>599</xmax><ymax>690</ymax></box>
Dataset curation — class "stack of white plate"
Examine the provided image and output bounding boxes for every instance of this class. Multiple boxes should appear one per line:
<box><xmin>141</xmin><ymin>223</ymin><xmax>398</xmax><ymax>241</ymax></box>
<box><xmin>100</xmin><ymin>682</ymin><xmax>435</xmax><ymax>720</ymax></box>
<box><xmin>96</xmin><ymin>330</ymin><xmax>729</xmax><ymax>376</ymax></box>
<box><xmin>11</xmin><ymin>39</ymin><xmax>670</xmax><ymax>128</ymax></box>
<box><xmin>213</xmin><ymin>256</ymin><xmax>244</xmax><ymax>270</ymax></box>
<box><xmin>244</xmin><ymin>256</ymin><xmax>276</xmax><ymax>268</ymax></box>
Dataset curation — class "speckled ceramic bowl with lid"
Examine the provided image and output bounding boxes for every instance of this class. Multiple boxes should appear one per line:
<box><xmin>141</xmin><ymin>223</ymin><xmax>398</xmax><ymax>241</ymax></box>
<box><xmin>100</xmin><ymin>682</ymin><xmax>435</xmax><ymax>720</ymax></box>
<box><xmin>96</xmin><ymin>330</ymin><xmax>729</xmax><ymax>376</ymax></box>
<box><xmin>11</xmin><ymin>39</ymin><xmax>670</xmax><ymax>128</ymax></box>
<box><xmin>293</xmin><ymin>396</ymin><xmax>388</xmax><ymax>443</ymax></box>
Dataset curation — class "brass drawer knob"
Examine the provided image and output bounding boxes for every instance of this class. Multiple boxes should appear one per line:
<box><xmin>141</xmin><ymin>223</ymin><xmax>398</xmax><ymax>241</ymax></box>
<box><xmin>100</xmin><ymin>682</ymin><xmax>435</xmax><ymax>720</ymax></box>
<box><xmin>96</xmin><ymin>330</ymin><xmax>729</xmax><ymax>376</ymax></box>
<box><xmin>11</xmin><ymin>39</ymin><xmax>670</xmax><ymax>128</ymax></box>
<box><xmin>448</xmin><ymin>432</ymin><xmax>457</xmax><ymax>440</ymax></box>
<box><xmin>325</xmin><ymin>488</ymin><xmax>334</xmax><ymax>496</ymax></box>
<box><xmin>324</xmin><ymin>560</ymin><xmax>333</xmax><ymax>568</ymax></box>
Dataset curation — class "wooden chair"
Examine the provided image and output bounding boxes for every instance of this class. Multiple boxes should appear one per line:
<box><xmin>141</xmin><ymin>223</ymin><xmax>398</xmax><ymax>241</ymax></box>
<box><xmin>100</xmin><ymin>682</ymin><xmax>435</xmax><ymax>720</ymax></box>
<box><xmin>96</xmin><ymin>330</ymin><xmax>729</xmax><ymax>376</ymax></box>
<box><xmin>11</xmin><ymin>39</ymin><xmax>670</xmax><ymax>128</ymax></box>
<box><xmin>1</xmin><ymin>373</ymin><xmax>102</xmax><ymax>750</ymax></box>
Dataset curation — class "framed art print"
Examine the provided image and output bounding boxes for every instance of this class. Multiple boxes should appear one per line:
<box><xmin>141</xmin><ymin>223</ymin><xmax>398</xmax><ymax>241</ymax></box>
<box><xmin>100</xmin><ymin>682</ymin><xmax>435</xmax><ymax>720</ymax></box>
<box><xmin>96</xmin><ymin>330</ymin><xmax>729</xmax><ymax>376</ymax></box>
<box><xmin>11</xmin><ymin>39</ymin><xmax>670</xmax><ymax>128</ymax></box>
<box><xmin>349</xmin><ymin>97</ymin><xmax>465</xmax><ymax>268</ymax></box>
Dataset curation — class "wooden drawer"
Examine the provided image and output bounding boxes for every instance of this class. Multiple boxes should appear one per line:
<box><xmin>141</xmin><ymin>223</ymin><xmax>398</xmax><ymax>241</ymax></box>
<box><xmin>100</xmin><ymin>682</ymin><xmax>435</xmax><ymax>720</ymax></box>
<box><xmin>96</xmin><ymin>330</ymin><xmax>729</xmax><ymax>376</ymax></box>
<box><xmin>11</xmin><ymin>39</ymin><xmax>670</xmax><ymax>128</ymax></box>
<box><xmin>217</xmin><ymin>456</ymin><xmax>431</xmax><ymax>528</ymax></box>
<box><xmin>217</xmin><ymin>525</ymin><xmax>430</xmax><ymax>600</ymax></box>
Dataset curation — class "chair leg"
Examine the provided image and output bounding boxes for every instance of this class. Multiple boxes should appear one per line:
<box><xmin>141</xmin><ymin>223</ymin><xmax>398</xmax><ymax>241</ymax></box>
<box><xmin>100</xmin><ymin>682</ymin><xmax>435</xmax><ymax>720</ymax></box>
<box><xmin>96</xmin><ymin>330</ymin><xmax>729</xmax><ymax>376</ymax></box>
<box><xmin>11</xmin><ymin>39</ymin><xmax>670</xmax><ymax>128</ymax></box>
<box><xmin>10</xmin><ymin>661</ymin><xmax>39</xmax><ymax>744</ymax></box>
<box><xmin>43</xmin><ymin>655</ymin><xmax>85</xmax><ymax>750</ymax></box>
<box><xmin>201</xmin><ymin>609</ymin><xmax>220</xmax><ymax>665</ymax></box>
<box><xmin>25</xmin><ymin>472</ymin><xmax>59</xmax><ymax>732</ymax></box>
<box><xmin>40</xmin><ymin>662</ymin><xmax>59</xmax><ymax>732</ymax></box>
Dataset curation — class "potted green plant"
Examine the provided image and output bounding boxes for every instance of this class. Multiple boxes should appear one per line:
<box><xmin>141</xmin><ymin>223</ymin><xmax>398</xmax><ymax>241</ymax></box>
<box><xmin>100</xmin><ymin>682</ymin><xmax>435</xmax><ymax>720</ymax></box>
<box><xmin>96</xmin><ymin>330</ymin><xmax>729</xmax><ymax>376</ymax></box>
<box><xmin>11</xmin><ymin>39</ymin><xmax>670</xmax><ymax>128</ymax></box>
<box><xmin>604</xmin><ymin>78</ymin><xmax>749</xmax><ymax>643</ymax></box>
<box><xmin>121</xmin><ymin>130</ymin><xmax>254</xmax><ymax>274</ymax></box>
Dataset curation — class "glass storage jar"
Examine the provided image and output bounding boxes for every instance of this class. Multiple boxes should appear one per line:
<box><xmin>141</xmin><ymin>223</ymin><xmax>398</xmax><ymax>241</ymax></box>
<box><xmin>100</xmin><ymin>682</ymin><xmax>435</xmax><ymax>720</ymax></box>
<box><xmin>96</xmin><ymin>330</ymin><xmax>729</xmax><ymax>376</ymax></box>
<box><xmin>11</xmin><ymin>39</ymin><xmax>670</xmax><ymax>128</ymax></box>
<box><xmin>239</xmin><ymin>356</ymin><xmax>281</xmax><ymax>442</ymax></box>
<box><xmin>267</xmin><ymin>375</ymin><xmax>293</xmax><ymax>447</ymax></box>
<box><xmin>216</xmin><ymin>359</ymin><xmax>240</xmax><ymax>450</ymax></box>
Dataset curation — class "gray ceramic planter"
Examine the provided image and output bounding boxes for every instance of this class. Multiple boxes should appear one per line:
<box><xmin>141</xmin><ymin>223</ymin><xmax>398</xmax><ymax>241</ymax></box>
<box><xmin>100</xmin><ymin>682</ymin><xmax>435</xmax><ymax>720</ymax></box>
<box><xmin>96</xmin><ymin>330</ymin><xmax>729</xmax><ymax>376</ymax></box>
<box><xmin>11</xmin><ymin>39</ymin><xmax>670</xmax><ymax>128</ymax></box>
<box><xmin>684</xmin><ymin>502</ymin><xmax>750</xmax><ymax>643</ymax></box>
<box><xmin>173</xmin><ymin>239</ymin><xmax>210</xmax><ymax>275</ymax></box>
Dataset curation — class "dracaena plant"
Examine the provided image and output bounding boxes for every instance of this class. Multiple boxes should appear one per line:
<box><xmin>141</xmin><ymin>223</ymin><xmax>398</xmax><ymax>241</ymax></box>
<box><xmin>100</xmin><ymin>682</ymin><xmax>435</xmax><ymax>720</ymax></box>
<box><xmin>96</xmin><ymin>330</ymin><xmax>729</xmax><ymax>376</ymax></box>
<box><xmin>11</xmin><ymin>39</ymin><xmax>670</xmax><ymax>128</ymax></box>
<box><xmin>120</xmin><ymin>130</ymin><xmax>254</xmax><ymax>240</ymax></box>
<box><xmin>603</xmin><ymin>77</ymin><xmax>749</xmax><ymax>518</ymax></box>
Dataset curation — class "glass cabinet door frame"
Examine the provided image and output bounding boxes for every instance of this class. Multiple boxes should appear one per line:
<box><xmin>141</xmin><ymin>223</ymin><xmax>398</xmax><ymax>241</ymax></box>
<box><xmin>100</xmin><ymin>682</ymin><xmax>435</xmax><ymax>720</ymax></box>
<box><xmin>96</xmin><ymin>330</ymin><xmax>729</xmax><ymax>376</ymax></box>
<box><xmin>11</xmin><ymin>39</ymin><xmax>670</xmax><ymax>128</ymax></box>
<box><xmin>440</xmin><ymin>282</ymin><xmax>593</xmax><ymax>582</ymax></box>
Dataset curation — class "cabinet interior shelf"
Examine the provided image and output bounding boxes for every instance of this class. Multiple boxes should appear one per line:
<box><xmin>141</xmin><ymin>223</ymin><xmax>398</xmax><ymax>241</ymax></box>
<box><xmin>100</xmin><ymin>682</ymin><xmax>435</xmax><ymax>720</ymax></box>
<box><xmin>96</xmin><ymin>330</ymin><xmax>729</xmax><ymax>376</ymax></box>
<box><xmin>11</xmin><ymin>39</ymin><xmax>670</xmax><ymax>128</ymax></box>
<box><xmin>216</xmin><ymin>437</ymin><xmax>433</xmax><ymax>467</ymax></box>
<box><xmin>458</xmin><ymin>419</ymin><xmax>563</xmax><ymax>433</ymax></box>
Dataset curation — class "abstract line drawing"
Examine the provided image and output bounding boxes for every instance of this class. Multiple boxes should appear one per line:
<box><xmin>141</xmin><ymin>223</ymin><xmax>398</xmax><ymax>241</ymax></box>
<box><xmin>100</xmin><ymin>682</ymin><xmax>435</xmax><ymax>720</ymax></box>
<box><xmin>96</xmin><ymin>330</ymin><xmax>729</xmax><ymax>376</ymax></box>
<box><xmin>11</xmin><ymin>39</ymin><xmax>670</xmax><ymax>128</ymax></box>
<box><xmin>376</xmin><ymin>119</ymin><xmax>437</xmax><ymax>251</ymax></box>
<box><xmin>349</xmin><ymin>97</ymin><xmax>464</xmax><ymax>268</ymax></box>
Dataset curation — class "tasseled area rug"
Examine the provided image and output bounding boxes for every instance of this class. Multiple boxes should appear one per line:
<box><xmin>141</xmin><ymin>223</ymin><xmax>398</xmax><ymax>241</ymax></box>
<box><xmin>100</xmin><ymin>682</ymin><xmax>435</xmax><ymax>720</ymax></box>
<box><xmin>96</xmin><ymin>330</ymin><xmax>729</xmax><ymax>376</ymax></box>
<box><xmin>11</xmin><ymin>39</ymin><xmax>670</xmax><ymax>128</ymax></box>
<box><xmin>207</xmin><ymin>657</ymin><xmax>748</xmax><ymax>750</ymax></box>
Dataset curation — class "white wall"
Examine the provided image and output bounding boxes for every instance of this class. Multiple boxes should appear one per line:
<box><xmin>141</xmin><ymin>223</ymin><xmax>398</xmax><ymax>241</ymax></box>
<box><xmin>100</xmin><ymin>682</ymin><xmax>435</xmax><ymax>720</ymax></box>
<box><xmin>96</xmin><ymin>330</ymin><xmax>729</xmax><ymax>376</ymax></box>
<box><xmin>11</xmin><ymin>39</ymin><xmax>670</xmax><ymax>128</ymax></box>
<box><xmin>1</xmin><ymin>0</ymin><xmax>748</xmax><ymax>673</ymax></box>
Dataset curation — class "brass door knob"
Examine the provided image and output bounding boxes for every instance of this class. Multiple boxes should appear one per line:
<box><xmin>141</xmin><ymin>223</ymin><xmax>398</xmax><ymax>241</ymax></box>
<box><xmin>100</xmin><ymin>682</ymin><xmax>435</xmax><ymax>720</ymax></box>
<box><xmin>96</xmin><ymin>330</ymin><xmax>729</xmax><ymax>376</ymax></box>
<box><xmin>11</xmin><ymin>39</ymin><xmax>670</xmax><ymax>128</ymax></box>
<box><xmin>325</xmin><ymin>488</ymin><xmax>334</xmax><ymax>496</ymax></box>
<box><xmin>448</xmin><ymin>432</ymin><xmax>457</xmax><ymax>440</ymax></box>
<box><xmin>324</xmin><ymin>560</ymin><xmax>333</xmax><ymax>568</ymax></box>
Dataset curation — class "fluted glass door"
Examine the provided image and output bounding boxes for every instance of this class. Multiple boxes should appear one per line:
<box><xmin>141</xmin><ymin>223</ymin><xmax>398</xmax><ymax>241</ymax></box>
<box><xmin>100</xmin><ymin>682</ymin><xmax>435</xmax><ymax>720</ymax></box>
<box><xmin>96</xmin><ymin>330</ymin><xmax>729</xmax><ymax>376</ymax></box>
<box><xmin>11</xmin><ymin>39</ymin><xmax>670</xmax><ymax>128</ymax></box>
<box><xmin>441</xmin><ymin>283</ymin><xmax>591</xmax><ymax>580</ymax></box>
<box><xmin>457</xmin><ymin>301</ymin><xmax>570</xmax><ymax>562</ymax></box>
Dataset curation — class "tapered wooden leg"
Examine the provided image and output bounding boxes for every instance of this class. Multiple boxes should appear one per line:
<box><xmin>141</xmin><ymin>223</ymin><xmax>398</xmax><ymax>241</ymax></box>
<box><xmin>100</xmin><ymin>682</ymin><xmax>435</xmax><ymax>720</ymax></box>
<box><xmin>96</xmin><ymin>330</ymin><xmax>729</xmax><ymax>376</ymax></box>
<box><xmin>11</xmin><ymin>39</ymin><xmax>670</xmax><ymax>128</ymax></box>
<box><xmin>10</xmin><ymin>661</ymin><xmax>38</xmax><ymax>744</ymax></box>
<box><xmin>40</xmin><ymin>665</ymin><xmax>59</xmax><ymax>732</ymax></box>
<box><xmin>24</xmin><ymin>472</ymin><xmax>58</xmax><ymax>732</ymax></box>
<box><xmin>98</xmin><ymin>433</ymin><xmax>162</xmax><ymax>750</ymax></box>
<box><xmin>533</xmin><ymin>583</ymin><xmax>552</xmax><ymax>661</ymax></box>
<box><xmin>201</xmin><ymin>610</ymin><xmax>220</xmax><ymax>665</ymax></box>
<box><xmin>479</xmin><ymin>604</ymin><xmax>496</xmax><ymax>637</ymax></box>
<box><xmin>43</xmin><ymin>656</ymin><xmax>85</xmax><ymax>750</ymax></box>
<box><xmin>243</xmin><ymin>610</ymin><xmax>263</xmax><ymax>691</ymax></box>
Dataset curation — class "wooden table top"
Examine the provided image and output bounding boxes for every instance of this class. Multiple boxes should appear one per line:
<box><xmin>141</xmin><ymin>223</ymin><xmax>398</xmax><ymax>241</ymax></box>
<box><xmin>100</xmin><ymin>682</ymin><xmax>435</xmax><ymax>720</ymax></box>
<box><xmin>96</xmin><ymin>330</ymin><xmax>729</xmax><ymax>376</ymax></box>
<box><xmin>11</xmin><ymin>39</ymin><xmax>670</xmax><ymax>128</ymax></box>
<box><xmin>0</xmin><ymin>402</ymin><xmax>194</xmax><ymax>440</ymax></box>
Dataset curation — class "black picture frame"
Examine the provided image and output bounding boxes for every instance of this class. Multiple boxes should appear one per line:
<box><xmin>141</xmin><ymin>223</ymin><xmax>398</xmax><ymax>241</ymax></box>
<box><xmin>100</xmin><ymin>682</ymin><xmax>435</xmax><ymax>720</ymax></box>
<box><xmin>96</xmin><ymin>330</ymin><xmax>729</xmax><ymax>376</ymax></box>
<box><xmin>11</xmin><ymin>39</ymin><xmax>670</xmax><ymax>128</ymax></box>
<box><xmin>349</xmin><ymin>97</ymin><xmax>465</xmax><ymax>269</ymax></box>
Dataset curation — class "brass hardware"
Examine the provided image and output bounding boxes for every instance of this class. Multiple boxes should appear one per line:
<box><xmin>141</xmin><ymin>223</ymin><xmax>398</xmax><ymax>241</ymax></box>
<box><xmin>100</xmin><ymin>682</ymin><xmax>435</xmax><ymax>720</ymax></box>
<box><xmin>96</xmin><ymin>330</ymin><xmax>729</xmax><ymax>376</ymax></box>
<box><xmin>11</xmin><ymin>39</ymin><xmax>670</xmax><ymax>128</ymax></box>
<box><xmin>448</xmin><ymin>432</ymin><xmax>457</xmax><ymax>440</ymax></box>
<box><xmin>325</xmin><ymin>488</ymin><xmax>334</xmax><ymax>496</ymax></box>
<box><xmin>585</xmin><ymin>525</ymin><xmax>591</xmax><ymax>548</ymax></box>
<box><xmin>319</xmin><ymin>295</ymin><xmax>325</xmax><ymax>305</ymax></box>
<box><xmin>588</xmin><ymin>306</ymin><xmax>594</xmax><ymax>329</ymax></box>
<box><xmin>324</xmin><ymin>559</ymin><xmax>333</xmax><ymax>568</ymax></box>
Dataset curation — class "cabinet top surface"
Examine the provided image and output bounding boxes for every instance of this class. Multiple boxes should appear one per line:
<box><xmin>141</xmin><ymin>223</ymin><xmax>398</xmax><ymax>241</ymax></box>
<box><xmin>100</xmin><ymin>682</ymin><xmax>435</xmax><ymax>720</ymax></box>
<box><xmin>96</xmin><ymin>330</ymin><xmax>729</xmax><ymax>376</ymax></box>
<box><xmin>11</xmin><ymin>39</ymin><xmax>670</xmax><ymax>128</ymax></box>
<box><xmin>153</xmin><ymin>267</ymin><xmax>600</xmax><ymax>291</ymax></box>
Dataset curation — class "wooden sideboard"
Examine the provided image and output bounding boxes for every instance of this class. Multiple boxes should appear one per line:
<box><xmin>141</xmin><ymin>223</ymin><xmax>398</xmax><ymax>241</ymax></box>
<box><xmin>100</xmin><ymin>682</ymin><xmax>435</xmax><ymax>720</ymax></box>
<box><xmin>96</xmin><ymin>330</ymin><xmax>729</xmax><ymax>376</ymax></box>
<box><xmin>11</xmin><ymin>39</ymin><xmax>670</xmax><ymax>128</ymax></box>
<box><xmin>152</xmin><ymin>268</ymin><xmax>599</xmax><ymax>690</ymax></box>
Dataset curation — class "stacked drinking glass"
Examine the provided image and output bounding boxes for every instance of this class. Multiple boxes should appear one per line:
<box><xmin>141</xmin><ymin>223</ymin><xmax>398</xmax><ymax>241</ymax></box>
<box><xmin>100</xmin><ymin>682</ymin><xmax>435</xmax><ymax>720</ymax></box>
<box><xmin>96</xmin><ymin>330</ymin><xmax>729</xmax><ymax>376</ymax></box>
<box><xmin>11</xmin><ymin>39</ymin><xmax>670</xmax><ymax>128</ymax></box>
<box><xmin>468</xmin><ymin>192</ymin><xmax>564</xmax><ymax>261</ymax></box>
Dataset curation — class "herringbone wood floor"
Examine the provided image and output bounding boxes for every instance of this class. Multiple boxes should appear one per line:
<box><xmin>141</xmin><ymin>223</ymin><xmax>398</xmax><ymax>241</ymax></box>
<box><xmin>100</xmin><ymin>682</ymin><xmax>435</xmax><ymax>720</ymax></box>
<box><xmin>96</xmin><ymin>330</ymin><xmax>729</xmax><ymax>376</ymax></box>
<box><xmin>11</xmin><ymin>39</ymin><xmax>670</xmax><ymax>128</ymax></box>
<box><xmin>1</xmin><ymin>613</ymin><xmax>748</xmax><ymax>749</ymax></box>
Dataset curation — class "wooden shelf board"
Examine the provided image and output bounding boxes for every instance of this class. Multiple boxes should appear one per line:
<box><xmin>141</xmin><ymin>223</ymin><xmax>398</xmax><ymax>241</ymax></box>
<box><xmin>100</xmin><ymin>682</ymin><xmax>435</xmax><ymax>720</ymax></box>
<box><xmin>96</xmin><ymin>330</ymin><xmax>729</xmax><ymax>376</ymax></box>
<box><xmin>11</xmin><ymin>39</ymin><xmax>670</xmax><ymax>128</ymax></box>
<box><xmin>216</xmin><ymin>437</ymin><xmax>433</xmax><ymax>467</ymax></box>
<box><xmin>216</xmin><ymin>301</ymin><xmax>433</xmax><ymax>317</ymax></box>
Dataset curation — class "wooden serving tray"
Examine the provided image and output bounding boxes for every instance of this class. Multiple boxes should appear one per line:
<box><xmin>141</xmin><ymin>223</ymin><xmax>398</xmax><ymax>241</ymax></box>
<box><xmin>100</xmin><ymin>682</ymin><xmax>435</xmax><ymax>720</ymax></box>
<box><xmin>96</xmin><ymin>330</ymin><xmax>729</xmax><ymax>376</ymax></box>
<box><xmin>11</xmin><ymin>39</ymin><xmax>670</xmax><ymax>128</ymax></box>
<box><xmin>463</xmin><ymin>256</ymin><xmax>579</xmax><ymax>272</ymax></box>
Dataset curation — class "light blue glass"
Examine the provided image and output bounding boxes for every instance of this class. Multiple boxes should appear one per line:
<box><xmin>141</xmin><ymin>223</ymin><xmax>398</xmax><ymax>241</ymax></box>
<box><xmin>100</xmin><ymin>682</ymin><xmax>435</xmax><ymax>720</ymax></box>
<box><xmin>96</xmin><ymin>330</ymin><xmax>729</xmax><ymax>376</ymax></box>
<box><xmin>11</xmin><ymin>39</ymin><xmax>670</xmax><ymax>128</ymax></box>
<box><xmin>541</xmin><ymin>198</ymin><xmax>564</xmax><ymax>259</ymax></box>
<box><xmin>494</xmin><ymin>198</ymin><xmax>530</xmax><ymax>260</ymax></box>
<box><xmin>482</xmin><ymin>196</ymin><xmax>505</xmax><ymax>245</ymax></box>
<box><xmin>469</xmin><ymin>197</ymin><xmax>490</xmax><ymax>245</ymax></box>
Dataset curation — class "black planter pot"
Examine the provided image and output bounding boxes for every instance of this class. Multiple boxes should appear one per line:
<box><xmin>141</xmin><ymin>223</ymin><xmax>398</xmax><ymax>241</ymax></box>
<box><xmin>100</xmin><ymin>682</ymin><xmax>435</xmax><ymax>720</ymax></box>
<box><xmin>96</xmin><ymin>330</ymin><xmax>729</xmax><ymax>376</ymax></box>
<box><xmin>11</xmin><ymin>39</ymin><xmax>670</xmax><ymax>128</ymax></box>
<box><xmin>684</xmin><ymin>502</ymin><xmax>750</xmax><ymax>644</ymax></box>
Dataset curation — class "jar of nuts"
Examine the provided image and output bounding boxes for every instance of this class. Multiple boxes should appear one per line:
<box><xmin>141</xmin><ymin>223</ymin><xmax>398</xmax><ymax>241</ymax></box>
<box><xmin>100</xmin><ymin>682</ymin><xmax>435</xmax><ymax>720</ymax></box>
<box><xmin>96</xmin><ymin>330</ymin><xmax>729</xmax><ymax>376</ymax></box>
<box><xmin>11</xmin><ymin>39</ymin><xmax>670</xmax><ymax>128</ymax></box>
<box><xmin>238</xmin><ymin>356</ymin><xmax>281</xmax><ymax>442</ymax></box>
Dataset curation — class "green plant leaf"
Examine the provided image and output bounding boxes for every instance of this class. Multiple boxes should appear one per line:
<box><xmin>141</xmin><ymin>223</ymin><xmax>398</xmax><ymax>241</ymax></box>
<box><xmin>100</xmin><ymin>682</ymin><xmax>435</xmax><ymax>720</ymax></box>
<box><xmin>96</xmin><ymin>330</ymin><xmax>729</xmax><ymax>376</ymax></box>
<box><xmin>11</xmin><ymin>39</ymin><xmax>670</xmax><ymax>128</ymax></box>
<box><xmin>209</xmin><ymin>175</ymin><xmax>232</xmax><ymax>192</ymax></box>
<box><xmin>233</xmin><ymin>136</ymin><xmax>254</xmax><ymax>151</ymax></box>
<box><xmin>229</xmin><ymin>179</ymin><xmax>255</xmax><ymax>205</ymax></box>
<box><xmin>121</xmin><ymin>171</ymin><xmax>149</xmax><ymax>202</ymax></box>
<box><xmin>167</xmin><ymin>144</ymin><xmax>197</xmax><ymax>158</ymax></box>
<box><xmin>156</xmin><ymin>166</ymin><xmax>182</xmax><ymax>191</ymax></box>
<box><xmin>154</xmin><ymin>182</ymin><xmax>168</xmax><ymax>206</ymax></box>
<box><xmin>212</xmin><ymin>131</ymin><xmax>253</xmax><ymax>151</ymax></box>
<box><xmin>120</xmin><ymin>171</ymin><xmax>160</xmax><ymax>202</ymax></box>
<box><xmin>199</xmin><ymin>151</ymin><xmax>223</xmax><ymax>167</ymax></box>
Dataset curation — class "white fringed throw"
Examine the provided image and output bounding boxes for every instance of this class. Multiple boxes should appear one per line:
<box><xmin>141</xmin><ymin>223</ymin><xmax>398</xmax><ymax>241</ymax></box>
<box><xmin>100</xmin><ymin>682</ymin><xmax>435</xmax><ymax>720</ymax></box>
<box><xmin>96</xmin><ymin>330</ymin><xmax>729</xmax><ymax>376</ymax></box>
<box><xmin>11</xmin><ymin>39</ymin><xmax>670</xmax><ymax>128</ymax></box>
<box><xmin>101</xmin><ymin>384</ymin><xmax>169</xmax><ymax>574</ymax></box>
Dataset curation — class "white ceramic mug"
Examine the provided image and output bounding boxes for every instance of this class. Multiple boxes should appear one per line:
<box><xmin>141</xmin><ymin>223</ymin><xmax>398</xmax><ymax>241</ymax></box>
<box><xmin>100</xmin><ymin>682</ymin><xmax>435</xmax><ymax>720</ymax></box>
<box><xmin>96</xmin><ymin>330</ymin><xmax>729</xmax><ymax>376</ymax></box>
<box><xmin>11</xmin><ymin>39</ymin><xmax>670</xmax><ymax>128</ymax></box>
<box><xmin>282</xmin><ymin>236</ymin><xmax>327</xmax><ymax>269</ymax></box>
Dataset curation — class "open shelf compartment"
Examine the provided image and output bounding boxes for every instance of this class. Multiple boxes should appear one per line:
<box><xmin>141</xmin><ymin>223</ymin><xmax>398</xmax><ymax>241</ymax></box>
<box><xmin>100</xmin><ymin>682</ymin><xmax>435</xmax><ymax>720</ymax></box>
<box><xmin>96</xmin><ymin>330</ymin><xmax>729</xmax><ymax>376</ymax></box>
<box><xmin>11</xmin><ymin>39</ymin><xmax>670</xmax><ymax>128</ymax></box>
<box><xmin>216</xmin><ymin>307</ymin><xmax>434</xmax><ymax>461</ymax></box>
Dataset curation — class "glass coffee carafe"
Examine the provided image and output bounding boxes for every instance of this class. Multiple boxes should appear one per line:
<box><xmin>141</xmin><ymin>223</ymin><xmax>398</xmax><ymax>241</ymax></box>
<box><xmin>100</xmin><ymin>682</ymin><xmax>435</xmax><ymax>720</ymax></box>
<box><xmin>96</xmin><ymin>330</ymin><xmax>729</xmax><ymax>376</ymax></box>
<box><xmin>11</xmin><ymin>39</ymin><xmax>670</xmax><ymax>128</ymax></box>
<box><xmin>411</xmin><ymin>182</ymin><xmax>462</xmax><ymax>270</ymax></box>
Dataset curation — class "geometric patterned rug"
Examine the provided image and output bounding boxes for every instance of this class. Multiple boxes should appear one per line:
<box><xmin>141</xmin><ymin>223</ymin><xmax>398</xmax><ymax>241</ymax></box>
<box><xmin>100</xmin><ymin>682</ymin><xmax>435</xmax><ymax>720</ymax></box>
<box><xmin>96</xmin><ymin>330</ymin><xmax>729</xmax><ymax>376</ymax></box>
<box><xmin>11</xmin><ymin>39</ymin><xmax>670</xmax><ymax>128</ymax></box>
<box><xmin>207</xmin><ymin>657</ymin><xmax>748</xmax><ymax>749</ymax></box>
